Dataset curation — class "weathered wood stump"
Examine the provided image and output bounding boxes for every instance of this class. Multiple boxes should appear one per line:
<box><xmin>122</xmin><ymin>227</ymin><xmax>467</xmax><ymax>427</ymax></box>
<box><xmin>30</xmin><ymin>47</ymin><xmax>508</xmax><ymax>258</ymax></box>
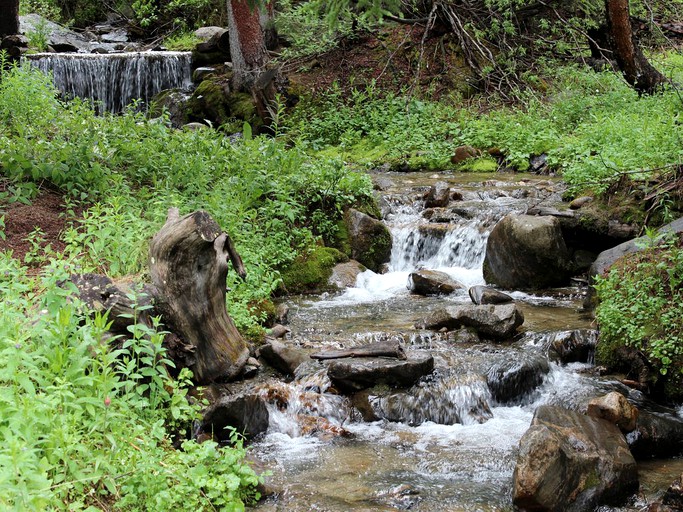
<box><xmin>149</xmin><ymin>208</ymin><xmax>250</xmax><ymax>383</ymax></box>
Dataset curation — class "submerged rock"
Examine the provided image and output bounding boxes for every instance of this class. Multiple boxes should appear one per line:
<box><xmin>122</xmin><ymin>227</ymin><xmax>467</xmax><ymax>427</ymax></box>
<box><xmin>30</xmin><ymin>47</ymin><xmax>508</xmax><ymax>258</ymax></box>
<box><xmin>326</xmin><ymin>352</ymin><xmax>434</xmax><ymax>392</ymax></box>
<box><xmin>483</xmin><ymin>214</ymin><xmax>572</xmax><ymax>289</ymax></box>
<box><xmin>408</xmin><ymin>269</ymin><xmax>464</xmax><ymax>296</ymax></box>
<box><xmin>416</xmin><ymin>304</ymin><xmax>524</xmax><ymax>340</ymax></box>
<box><xmin>513</xmin><ymin>405</ymin><xmax>638</xmax><ymax>511</ymax></box>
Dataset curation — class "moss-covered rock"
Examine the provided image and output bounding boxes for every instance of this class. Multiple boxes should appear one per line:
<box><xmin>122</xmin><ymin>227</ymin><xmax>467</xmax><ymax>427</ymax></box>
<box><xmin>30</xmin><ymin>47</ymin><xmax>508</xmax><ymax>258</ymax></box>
<box><xmin>344</xmin><ymin>208</ymin><xmax>392</xmax><ymax>273</ymax></box>
<box><xmin>279</xmin><ymin>246</ymin><xmax>348</xmax><ymax>295</ymax></box>
<box><xmin>185</xmin><ymin>78</ymin><xmax>263</xmax><ymax>130</ymax></box>
<box><xmin>458</xmin><ymin>157</ymin><xmax>499</xmax><ymax>173</ymax></box>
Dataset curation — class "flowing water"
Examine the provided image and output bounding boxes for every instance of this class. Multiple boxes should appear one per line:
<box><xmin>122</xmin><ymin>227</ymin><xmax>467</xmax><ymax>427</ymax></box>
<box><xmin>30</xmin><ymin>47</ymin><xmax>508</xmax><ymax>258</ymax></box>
<box><xmin>249</xmin><ymin>171</ymin><xmax>681</xmax><ymax>511</ymax></box>
<box><xmin>26</xmin><ymin>52</ymin><xmax>192</xmax><ymax>113</ymax></box>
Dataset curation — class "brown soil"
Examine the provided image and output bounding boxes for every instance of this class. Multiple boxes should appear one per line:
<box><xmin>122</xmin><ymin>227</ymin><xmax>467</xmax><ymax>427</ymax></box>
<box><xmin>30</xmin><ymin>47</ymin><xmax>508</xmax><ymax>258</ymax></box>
<box><xmin>0</xmin><ymin>181</ymin><xmax>77</xmax><ymax>267</ymax></box>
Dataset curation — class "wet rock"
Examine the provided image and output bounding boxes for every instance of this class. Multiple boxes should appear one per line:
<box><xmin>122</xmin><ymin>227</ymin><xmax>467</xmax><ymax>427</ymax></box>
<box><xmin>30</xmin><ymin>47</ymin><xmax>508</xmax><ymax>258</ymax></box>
<box><xmin>548</xmin><ymin>329</ymin><xmax>597</xmax><ymax>364</ymax></box>
<box><xmin>199</xmin><ymin>392</ymin><xmax>269</xmax><ymax>441</ymax></box>
<box><xmin>344</xmin><ymin>208</ymin><xmax>392</xmax><ymax>273</ymax></box>
<box><xmin>328</xmin><ymin>260</ymin><xmax>366</xmax><ymax>289</ymax></box>
<box><xmin>483</xmin><ymin>214</ymin><xmax>572</xmax><ymax>290</ymax></box>
<box><xmin>408</xmin><ymin>269</ymin><xmax>464</xmax><ymax>296</ymax></box>
<box><xmin>486</xmin><ymin>353</ymin><xmax>549</xmax><ymax>404</ymax></box>
<box><xmin>662</xmin><ymin>473</ymin><xmax>683</xmax><ymax>509</ymax></box>
<box><xmin>326</xmin><ymin>352</ymin><xmax>434</xmax><ymax>392</ymax></box>
<box><xmin>258</xmin><ymin>339</ymin><xmax>308</xmax><ymax>376</ymax></box>
<box><xmin>513</xmin><ymin>405</ymin><xmax>638</xmax><ymax>512</ymax></box>
<box><xmin>627</xmin><ymin>409</ymin><xmax>683</xmax><ymax>459</ymax></box>
<box><xmin>416</xmin><ymin>304</ymin><xmax>524</xmax><ymax>340</ymax></box>
<box><xmin>425</xmin><ymin>181</ymin><xmax>451</xmax><ymax>208</ymax></box>
<box><xmin>529</xmin><ymin>153</ymin><xmax>548</xmax><ymax>173</ymax></box>
<box><xmin>569</xmin><ymin>196</ymin><xmax>594</xmax><ymax>210</ymax></box>
<box><xmin>587</xmin><ymin>392</ymin><xmax>638</xmax><ymax>432</ymax></box>
<box><xmin>468</xmin><ymin>285</ymin><xmax>513</xmax><ymax>305</ymax></box>
<box><xmin>267</xmin><ymin>324</ymin><xmax>289</xmax><ymax>339</ymax></box>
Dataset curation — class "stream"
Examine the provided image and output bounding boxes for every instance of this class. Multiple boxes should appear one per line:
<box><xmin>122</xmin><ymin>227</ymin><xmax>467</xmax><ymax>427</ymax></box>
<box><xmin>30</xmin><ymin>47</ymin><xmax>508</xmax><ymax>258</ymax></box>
<box><xmin>249</xmin><ymin>171</ymin><xmax>683</xmax><ymax>511</ymax></box>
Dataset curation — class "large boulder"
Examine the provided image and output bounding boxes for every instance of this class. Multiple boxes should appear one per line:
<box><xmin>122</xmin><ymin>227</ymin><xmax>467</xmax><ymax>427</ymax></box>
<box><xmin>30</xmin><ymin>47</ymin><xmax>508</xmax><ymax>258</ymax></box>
<box><xmin>408</xmin><ymin>269</ymin><xmax>464</xmax><ymax>295</ymax></box>
<box><xmin>483</xmin><ymin>214</ymin><xmax>572</xmax><ymax>289</ymax></box>
<box><xmin>326</xmin><ymin>352</ymin><xmax>434</xmax><ymax>392</ymax></box>
<box><xmin>486</xmin><ymin>353</ymin><xmax>549</xmax><ymax>404</ymax></box>
<box><xmin>416</xmin><ymin>304</ymin><xmax>524</xmax><ymax>340</ymax></box>
<box><xmin>513</xmin><ymin>405</ymin><xmax>638</xmax><ymax>511</ymax></box>
<box><xmin>344</xmin><ymin>209</ymin><xmax>392</xmax><ymax>273</ymax></box>
<box><xmin>627</xmin><ymin>409</ymin><xmax>683</xmax><ymax>459</ymax></box>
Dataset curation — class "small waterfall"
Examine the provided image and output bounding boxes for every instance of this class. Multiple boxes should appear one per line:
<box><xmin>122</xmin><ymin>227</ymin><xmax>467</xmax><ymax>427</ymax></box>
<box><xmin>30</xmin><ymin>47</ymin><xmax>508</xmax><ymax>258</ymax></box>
<box><xmin>27</xmin><ymin>52</ymin><xmax>192</xmax><ymax>113</ymax></box>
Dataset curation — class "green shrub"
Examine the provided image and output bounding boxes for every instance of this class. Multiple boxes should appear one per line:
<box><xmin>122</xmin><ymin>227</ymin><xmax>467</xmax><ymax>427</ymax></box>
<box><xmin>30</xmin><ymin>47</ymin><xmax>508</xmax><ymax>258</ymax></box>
<box><xmin>595</xmin><ymin>234</ymin><xmax>683</xmax><ymax>401</ymax></box>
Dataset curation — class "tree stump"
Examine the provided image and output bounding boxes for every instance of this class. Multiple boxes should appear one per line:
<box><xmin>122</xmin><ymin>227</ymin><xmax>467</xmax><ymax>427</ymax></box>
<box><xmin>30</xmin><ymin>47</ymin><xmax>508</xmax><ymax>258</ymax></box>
<box><xmin>148</xmin><ymin>208</ymin><xmax>249</xmax><ymax>384</ymax></box>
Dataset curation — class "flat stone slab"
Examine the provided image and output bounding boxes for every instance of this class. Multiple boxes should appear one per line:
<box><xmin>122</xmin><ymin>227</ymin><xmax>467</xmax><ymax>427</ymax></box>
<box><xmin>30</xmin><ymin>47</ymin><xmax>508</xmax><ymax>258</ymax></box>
<box><xmin>326</xmin><ymin>352</ymin><xmax>434</xmax><ymax>391</ymax></box>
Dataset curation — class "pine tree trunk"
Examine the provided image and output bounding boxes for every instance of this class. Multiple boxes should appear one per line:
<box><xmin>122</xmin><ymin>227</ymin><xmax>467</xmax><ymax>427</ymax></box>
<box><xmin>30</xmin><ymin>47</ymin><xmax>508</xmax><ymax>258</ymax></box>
<box><xmin>0</xmin><ymin>0</ymin><xmax>20</xmax><ymax>38</ymax></box>
<box><xmin>605</xmin><ymin>0</ymin><xmax>666</xmax><ymax>94</ymax></box>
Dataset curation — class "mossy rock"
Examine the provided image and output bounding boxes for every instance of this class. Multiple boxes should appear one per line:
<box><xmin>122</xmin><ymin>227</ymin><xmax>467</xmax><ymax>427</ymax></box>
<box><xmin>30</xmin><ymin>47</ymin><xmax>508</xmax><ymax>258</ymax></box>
<box><xmin>344</xmin><ymin>208</ymin><xmax>392</xmax><ymax>273</ymax></box>
<box><xmin>458</xmin><ymin>157</ymin><xmax>499</xmax><ymax>173</ymax></box>
<box><xmin>279</xmin><ymin>246</ymin><xmax>348</xmax><ymax>295</ymax></box>
<box><xmin>328</xmin><ymin>219</ymin><xmax>352</xmax><ymax>258</ymax></box>
<box><xmin>186</xmin><ymin>77</ymin><xmax>232</xmax><ymax>126</ymax></box>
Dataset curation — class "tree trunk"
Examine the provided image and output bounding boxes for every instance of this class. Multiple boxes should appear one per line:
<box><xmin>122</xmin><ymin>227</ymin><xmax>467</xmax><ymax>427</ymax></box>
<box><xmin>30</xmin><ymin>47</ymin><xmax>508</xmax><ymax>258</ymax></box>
<box><xmin>149</xmin><ymin>208</ymin><xmax>250</xmax><ymax>384</ymax></box>
<box><xmin>0</xmin><ymin>0</ymin><xmax>19</xmax><ymax>39</ymax></box>
<box><xmin>226</xmin><ymin>0</ymin><xmax>276</xmax><ymax>124</ymax></box>
<box><xmin>605</xmin><ymin>0</ymin><xmax>666</xmax><ymax>94</ymax></box>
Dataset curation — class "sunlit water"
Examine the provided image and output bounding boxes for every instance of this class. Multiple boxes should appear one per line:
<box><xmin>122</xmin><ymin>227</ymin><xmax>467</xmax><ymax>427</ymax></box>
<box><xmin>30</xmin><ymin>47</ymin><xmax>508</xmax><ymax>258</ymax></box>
<box><xmin>250</xmin><ymin>172</ymin><xmax>681</xmax><ymax>511</ymax></box>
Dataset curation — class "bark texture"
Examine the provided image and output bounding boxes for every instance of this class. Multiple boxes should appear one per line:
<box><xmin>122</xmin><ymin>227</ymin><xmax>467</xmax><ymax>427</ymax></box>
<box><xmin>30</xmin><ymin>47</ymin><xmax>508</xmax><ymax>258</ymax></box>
<box><xmin>605</xmin><ymin>0</ymin><xmax>666</xmax><ymax>94</ymax></box>
<box><xmin>0</xmin><ymin>0</ymin><xmax>19</xmax><ymax>38</ymax></box>
<box><xmin>149</xmin><ymin>208</ymin><xmax>250</xmax><ymax>384</ymax></box>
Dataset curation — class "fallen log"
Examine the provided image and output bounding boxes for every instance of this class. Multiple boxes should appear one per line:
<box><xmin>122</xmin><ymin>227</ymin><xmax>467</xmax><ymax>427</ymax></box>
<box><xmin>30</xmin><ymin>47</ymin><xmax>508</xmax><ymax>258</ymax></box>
<box><xmin>310</xmin><ymin>339</ymin><xmax>406</xmax><ymax>360</ymax></box>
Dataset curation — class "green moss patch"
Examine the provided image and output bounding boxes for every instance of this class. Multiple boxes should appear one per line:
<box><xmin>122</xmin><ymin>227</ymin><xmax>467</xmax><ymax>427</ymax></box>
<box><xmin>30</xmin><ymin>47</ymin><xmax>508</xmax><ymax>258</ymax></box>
<box><xmin>279</xmin><ymin>246</ymin><xmax>348</xmax><ymax>295</ymax></box>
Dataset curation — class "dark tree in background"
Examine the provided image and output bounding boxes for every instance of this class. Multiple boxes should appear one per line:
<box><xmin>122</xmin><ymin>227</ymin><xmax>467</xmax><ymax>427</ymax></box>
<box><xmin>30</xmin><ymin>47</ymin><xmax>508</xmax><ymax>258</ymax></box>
<box><xmin>605</xmin><ymin>0</ymin><xmax>666</xmax><ymax>94</ymax></box>
<box><xmin>0</xmin><ymin>0</ymin><xmax>20</xmax><ymax>38</ymax></box>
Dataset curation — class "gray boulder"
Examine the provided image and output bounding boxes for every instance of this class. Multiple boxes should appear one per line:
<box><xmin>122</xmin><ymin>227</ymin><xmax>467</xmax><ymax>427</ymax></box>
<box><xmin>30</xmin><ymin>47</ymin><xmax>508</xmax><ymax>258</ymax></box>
<box><xmin>513</xmin><ymin>405</ymin><xmax>638</xmax><ymax>511</ymax></box>
<box><xmin>468</xmin><ymin>285</ymin><xmax>513</xmax><ymax>305</ymax></box>
<box><xmin>416</xmin><ymin>304</ymin><xmax>524</xmax><ymax>340</ymax></box>
<box><xmin>258</xmin><ymin>339</ymin><xmax>309</xmax><ymax>376</ymax></box>
<box><xmin>344</xmin><ymin>208</ymin><xmax>392</xmax><ymax>273</ymax></box>
<box><xmin>328</xmin><ymin>260</ymin><xmax>366</xmax><ymax>289</ymax></box>
<box><xmin>483</xmin><ymin>214</ymin><xmax>572</xmax><ymax>289</ymax></box>
<box><xmin>425</xmin><ymin>181</ymin><xmax>450</xmax><ymax>208</ymax></box>
<box><xmin>326</xmin><ymin>352</ymin><xmax>434</xmax><ymax>392</ymax></box>
<box><xmin>408</xmin><ymin>269</ymin><xmax>464</xmax><ymax>295</ymax></box>
<box><xmin>20</xmin><ymin>14</ymin><xmax>90</xmax><ymax>52</ymax></box>
<box><xmin>627</xmin><ymin>409</ymin><xmax>683</xmax><ymax>459</ymax></box>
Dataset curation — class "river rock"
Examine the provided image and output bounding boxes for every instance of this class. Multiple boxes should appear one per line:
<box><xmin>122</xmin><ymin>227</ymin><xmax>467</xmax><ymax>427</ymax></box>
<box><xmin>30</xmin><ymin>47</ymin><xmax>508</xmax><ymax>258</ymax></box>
<box><xmin>587</xmin><ymin>392</ymin><xmax>639</xmax><ymax>432</ymax></box>
<box><xmin>328</xmin><ymin>260</ymin><xmax>366</xmax><ymax>289</ymax></box>
<box><xmin>326</xmin><ymin>352</ymin><xmax>434</xmax><ymax>391</ymax></box>
<box><xmin>663</xmin><ymin>473</ymin><xmax>683</xmax><ymax>509</ymax></box>
<box><xmin>416</xmin><ymin>304</ymin><xmax>524</xmax><ymax>340</ymax></box>
<box><xmin>486</xmin><ymin>353</ymin><xmax>549</xmax><ymax>404</ymax></box>
<box><xmin>483</xmin><ymin>214</ymin><xmax>572</xmax><ymax>289</ymax></box>
<box><xmin>513</xmin><ymin>405</ymin><xmax>638</xmax><ymax>511</ymax></box>
<box><xmin>569</xmin><ymin>196</ymin><xmax>594</xmax><ymax>210</ymax></box>
<box><xmin>344</xmin><ymin>208</ymin><xmax>392</xmax><ymax>273</ymax></box>
<box><xmin>468</xmin><ymin>285</ymin><xmax>513</xmax><ymax>305</ymax></box>
<box><xmin>627</xmin><ymin>409</ymin><xmax>683</xmax><ymax>459</ymax></box>
<box><xmin>408</xmin><ymin>269</ymin><xmax>464</xmax><ymax>296</ymax></box>
<box><xmin>548</xmin><ymin>329</ymin><xmax>597</xmax><ymax>364</ymax></box>
<box><xmin>425</xmin><ymin>181</ymin><xmax>450</xmax><ymax>208</ymax></box>
<box><xmin>258</xmin><ymin>339</ymin><xmax>308</xmax><ymax>375</ymax></box>
<box><xmin>199</xmin><ymin>392</ymin><xmax>269</xmax><ymax>441</ymax></box>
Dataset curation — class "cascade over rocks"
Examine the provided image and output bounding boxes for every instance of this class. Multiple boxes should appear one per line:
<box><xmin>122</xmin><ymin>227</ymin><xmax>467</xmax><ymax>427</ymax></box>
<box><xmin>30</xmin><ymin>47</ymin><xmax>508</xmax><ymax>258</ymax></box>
<box><xmin>483</xmin><ymin>214</ymin><xmax>572</xmax><ymax>289</ymax></box>
<box><xmin>416</xmin><ymin>304</ymin><xmax>524</xmax><ymax>340</ymax></box>
<box><xmin>486</xmin><ymin>353</ymin><xmax>549</xmax><ymax>404</ymax></box>
<box><xmin>408</xmin><ymin>269</ymin><xmax>464</xmax><ymax>296</ymax></box>
<box><xmin>513</xmin><ymin>405</ymin><xmax>638</xmax><ymax>512</ymax></box>
<box><xmin>344</xmin><ymin>208</ymin><xmax>393</xmax><ymax>273</ymax></box>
